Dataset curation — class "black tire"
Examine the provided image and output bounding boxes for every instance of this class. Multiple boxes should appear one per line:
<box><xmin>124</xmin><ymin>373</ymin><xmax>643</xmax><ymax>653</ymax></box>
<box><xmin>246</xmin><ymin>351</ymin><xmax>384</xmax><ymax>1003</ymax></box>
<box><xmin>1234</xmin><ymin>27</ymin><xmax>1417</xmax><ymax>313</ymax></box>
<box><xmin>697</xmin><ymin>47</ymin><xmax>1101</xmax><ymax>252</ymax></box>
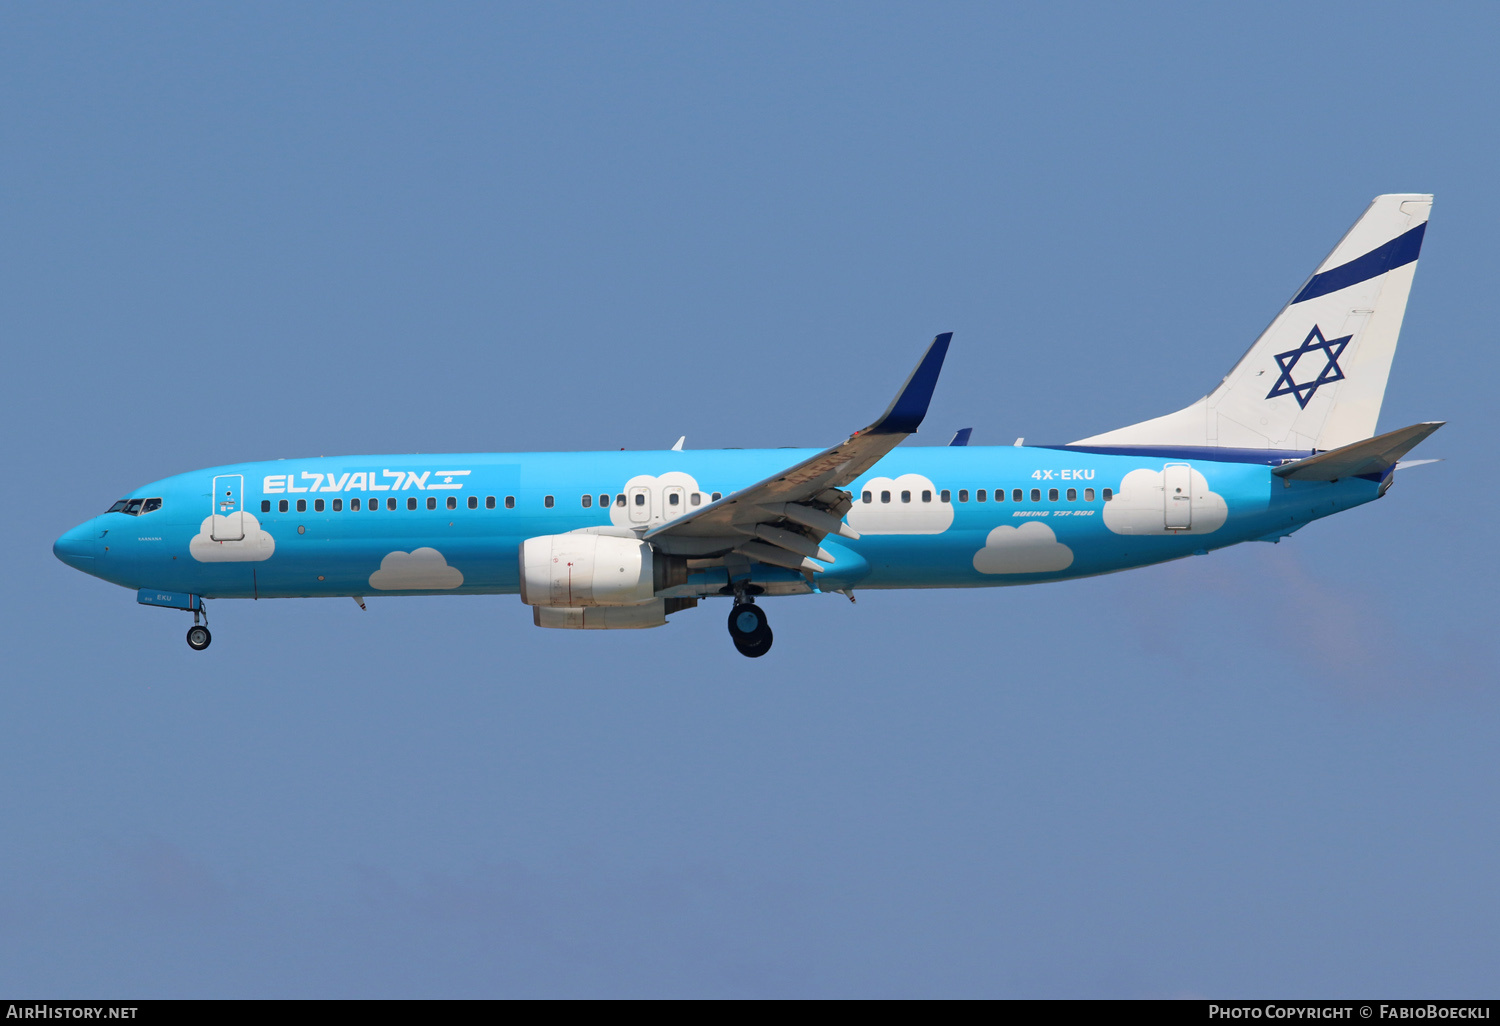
<box><xmin>186</xmin><ymin>625</ymin><xmax>212</xmax><ymax>651</ymax></box>
<box><xmin>727</xmin><ymin>603</ymin><xmax>770</xmax><ymax>643</ymax></box>
<box><xmin>733</xmin><ymin>625</ymin><xmax>773</xmax><ymax>658</ymax></box>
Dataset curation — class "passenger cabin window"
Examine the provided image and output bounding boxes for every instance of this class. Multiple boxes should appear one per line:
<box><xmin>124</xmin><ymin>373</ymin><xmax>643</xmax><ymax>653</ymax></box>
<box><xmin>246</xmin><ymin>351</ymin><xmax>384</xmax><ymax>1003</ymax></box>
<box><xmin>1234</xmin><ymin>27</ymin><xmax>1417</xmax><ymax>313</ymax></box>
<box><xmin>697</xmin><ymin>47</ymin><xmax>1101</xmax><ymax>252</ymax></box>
<box><xmin>901</xmin><ymin>490</ymin><xmax>911</xmax><ymax>503</ymax></box>
<box><xmin>386</xmin><ymin>497</ymin><xmax>396</xmax><ymax>511</ymax></box>
<box><xmin>409</xmin><ymin>497</ymin><xmax>419</xmax><ymax>511</ymax></box>
<box><xmin>615</xmin><ymin>494</ymin><xmax>625</xmax><ymax>507</ymax></box>
<box><xmin>601</xmin><ymin>494</ymin><xmax>611</xmax><ymax>507</ymax></box>
<box><xmin>582</xmin><ymin>494</ymin><xmax>592</xmax><ymax>508</ymax></box>
<box><xmin>977</xmin><ymin>489</ymin><xmax>986</xmax><ymax>503</ymax></box>
<box><xmin>296</xmin><ymin>499</ymin><xmax>307</xmax><ymax>513</ymax></box>
<box><xmin>633</xmin><ymin>493</ymin><xmax>644</xmax><ymax>507</ymax></box>
<box><xmin>668</xmin><ymin>493</ymin><xmax>679</xmax><ymax>506</ymax></box>
<box><xmin>921</xmin><ymin>490</ymin><xmax>932</xmax><ymax>502</ymax></box>
<box><xmin>447</xmin><ymin>496</ymin><xmax>456</xmax><ymax>510</ymax></box>
<box><xmin>881</xmin><ymin>490</ymin><xmax>891</xmax><ymax>504</ymax></box>
<box><xmin>1084</xmin><ymin>488</ymin><xmax>1095</xmax><ymax>501</ymax></box>
<box><xmin>1048</xmin><ymin>488</ymin><xmax>1059</xmax><ymax>502</ymax></box>
<box><xmin>314</xmin><ymin>498</ymin><xmax>324</xmax><ymax>512</ymax></box>
<box><xmin>1103</xmin><ymin>488</ymin><xmax>1113</xmax><ymax>501</ymax></box>
<box><xmin>468</xmin><ymin>496</ymin><xmax>478</xmax><ymax>509</ymax></box>
<box><xmin>505</xmin><ymin>496</ymin><xmax>515</xmax><ymax>509</ymax></box>
<box><xmin>544</xmin><ymin>495</ymin><xmax>555</xmax><ymax>508</ymax></box>
<box><xmin>1029</xmin><ymin>488</ymin><xmax>1040</xmax><ymax>502</ymax></box>
<box><xmin>958</xmin><ymin>489</ymin><xmax>969</xmax><ymax>503</ymax></box>
<box><xmin>711</xmin><ymin>492</ymin><xmax>722</xmax><ymax>501</ymax></box>
<box><xmin>691</xmin><ymin>492</ymin><xmax>702</xmax><ymax>506</ymax></box>
<box><xmin>333</xmin><ymin>498</ymin><xmax>343</xmax><ymax>511</ymax></box>
<box><xmin>1066</xmin><ymin>488</ymin><xmax>1077</xmax><ymax>501</ymax></box>
<box><xmin>863</xmin><ymin>490</ymin><xmax>873</xmax><ymax>503</ymax></box>
<box><xmin>261</xmin><ymin>500</ymin><xmax>271</xmax><ymax>513</ymax></box>
<box><xmin>279</xmin><ymin>499</ymin><xmax>289</xmax><ymax>513</ymax></box>
<box><xmin>1013</xmin><ymin>488</ymin><xmax>1023</xmax><ymax>502</ymax></box>
<box><xmin>486</xmin><ymin>496</ymin><xmax>496</xmax><ymax>509</ymax></box>
<box><xmin>351</xmin><ymin>498</ymin><xmax>362</xmax><ymax>511</ymax></box>
<box><xmin>994</xmin><ymin>489</ymin><xmax>1003</xmax><ymax>502</ymax></box>
<box><xmin>426</xmin><ymin>496</ymin><xmax>436</xmax><ymax>510</ymax></box>
<box><xmin>939</xmin><ymin>489</ymin><xmax>950</xmax><ymax>503</ymax></box>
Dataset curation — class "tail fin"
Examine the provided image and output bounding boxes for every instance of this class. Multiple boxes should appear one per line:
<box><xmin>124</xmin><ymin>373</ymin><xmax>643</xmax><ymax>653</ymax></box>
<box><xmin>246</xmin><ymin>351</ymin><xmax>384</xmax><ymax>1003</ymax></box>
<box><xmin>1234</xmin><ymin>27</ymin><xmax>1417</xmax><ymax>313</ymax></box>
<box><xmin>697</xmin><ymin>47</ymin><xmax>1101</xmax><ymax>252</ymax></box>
<box><xmin>1074</xmin><ymin>194</ymin><xmax>1432</xmax><ymax>451</ymax></box>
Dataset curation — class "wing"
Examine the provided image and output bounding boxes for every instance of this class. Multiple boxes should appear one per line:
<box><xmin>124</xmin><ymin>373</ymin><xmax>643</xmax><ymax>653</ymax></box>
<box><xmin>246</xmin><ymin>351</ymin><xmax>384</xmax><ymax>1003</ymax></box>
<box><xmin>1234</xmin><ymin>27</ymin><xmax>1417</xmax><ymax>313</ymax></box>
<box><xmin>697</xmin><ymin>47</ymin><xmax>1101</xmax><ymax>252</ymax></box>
<box><xmin>644</xmin><ymin>333</ymin><xmax>952</xmax><ymax>570</ymax></box>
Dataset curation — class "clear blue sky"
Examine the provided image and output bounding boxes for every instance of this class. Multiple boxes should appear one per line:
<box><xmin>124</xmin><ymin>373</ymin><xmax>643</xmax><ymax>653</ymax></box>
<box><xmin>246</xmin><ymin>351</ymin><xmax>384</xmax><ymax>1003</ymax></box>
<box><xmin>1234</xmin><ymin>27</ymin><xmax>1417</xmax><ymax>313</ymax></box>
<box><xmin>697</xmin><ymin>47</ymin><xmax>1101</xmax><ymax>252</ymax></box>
<box><xmin>4</xmin><ymin>2</ymin><xmax>1497</xmax><ymax>997</ymax></box>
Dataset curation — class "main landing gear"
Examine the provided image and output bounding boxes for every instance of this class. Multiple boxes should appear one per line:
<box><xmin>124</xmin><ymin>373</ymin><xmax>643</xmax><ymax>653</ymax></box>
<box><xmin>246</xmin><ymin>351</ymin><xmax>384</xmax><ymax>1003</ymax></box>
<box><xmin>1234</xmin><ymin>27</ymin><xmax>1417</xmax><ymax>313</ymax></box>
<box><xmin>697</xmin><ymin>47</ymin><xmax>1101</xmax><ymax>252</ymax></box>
<box><xmin>727</xmin><ymin>601</ymin><xmax>773</xmax><ymax>658</ymax></box>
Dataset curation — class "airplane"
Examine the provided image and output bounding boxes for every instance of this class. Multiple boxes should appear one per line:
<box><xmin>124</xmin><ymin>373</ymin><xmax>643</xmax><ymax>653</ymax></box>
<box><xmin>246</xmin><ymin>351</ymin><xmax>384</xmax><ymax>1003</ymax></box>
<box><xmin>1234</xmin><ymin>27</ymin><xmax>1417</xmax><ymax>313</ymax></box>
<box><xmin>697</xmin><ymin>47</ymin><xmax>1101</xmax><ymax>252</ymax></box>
<box><xmin>54</xmin><ymin>194</ymin><xmax>1442</xmax><ymax>658</ymax></box>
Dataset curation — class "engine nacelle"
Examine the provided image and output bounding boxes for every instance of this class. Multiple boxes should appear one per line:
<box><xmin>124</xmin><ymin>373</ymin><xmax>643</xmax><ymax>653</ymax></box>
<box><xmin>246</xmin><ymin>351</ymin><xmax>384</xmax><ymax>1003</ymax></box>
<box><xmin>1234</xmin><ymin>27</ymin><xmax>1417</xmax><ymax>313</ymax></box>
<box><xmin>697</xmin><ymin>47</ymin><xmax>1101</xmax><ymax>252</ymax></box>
<box><xmin>519</xmin><ymin>533</ymin><xmax>656</xmax><ymax>608</ymax></box>
<box><xmin>533</xmin><ymin>602</ymin><xmax>668</xmax><ymax>630</ymax></box>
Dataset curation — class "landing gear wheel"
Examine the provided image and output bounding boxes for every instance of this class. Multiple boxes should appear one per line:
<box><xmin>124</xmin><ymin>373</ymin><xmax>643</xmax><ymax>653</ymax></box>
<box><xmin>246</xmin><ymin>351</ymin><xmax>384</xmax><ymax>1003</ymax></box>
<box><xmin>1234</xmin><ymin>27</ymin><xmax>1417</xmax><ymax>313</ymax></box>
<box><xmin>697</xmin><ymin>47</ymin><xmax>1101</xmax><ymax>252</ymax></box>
<box><xmin>186</xmin><ymin>625</ymin><xmax>212</xmax><ymax>651</ymax></box>
<box><xmin>727</xmin><ymin>603</ymin><xmax>773</xmax><ymax>657</ymax></box>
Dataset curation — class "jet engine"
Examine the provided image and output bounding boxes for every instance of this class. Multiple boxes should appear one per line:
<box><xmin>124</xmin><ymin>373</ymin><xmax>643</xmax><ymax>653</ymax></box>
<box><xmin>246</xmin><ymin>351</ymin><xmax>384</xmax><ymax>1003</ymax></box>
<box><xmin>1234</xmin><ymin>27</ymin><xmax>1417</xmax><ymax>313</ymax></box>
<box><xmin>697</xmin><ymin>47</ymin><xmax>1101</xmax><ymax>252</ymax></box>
<box><xmin>519</xmin><ymin>533</ymin><xmax>696</xmax><ymax>630</ymax></box>
<box><xmin>520</xmin><ymin>533</ymin><xmax>653</xmax><ymax>607</ymax></box>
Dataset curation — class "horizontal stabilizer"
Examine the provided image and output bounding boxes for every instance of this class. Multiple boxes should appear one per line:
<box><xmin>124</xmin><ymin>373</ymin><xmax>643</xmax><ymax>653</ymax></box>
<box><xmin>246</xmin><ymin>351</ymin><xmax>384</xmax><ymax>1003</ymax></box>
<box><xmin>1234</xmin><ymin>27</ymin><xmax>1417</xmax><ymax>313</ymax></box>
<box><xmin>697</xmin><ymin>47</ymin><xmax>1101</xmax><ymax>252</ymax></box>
<box><xmin>1272</xmin><ymin>421</ymin><xmax>1443</xmax><ymax>481</ymax></box>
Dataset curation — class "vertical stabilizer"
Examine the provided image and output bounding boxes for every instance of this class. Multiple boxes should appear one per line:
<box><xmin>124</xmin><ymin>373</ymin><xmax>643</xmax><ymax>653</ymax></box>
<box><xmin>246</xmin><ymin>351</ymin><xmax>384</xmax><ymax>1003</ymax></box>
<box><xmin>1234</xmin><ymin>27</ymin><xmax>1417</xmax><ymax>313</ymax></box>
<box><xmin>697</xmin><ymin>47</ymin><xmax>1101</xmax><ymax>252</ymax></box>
<box><xmin>1074</xmin><ymin>194</ymin><xmax>1431</xmax><ymax>451</ymax></box>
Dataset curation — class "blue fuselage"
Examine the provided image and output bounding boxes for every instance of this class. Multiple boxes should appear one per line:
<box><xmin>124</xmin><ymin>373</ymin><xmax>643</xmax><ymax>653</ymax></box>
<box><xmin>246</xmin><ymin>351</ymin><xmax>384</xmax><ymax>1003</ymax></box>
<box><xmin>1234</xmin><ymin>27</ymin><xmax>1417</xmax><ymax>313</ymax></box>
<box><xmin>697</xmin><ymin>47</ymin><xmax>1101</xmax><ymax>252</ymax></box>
<box><xmin>54</xmin><ymin>446</ymin><xmax>1381</xmax><ymax>602</ymax></box>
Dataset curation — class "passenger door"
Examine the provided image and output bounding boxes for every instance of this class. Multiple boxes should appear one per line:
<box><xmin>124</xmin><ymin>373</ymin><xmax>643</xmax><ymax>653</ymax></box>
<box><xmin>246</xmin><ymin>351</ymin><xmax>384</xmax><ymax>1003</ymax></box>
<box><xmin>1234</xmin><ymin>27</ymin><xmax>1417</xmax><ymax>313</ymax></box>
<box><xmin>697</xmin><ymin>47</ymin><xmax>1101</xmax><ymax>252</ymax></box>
<box><xmin>1163</xmin><ymin>463</ymin><xmax>1192</xmax><ymax>530</ymax></box>
<box><xmin>211</xmin><ymin>474</ymin><xmax>245</xmax><ymax>540</ymax></box>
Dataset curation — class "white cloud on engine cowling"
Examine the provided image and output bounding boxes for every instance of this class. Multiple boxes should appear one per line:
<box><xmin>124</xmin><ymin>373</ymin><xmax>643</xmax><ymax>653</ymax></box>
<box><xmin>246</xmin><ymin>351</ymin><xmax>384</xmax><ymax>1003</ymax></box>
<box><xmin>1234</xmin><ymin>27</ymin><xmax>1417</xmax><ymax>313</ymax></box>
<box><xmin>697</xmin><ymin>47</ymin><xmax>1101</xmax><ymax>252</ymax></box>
<box><xmin>188</xmin><ymin>513</ymin><xmax>275</xmax><ymax>562</ymax></box>
<box><xmin>1103</xmin><ymin>467</ymin><xmax>1228</xmax><ymax>535</ymax></box>
<box><xmin>368</xmin><ymin>548</ymin><xmax>464</xmax><ymax>590</ymax></box>
<box><xmin>972</xmin><ymin>522</ymin><xmax>1074</xmax><ymax>574</ymax></box>
<box><xmin>609</xmin><ymin>471</ymin><xmax>710</xmax><ymax>528</ymax></box>
<box><xmin>845</xmin><ymin>474</ymin><xmax>953</xmax><ymax>535</ymax></box>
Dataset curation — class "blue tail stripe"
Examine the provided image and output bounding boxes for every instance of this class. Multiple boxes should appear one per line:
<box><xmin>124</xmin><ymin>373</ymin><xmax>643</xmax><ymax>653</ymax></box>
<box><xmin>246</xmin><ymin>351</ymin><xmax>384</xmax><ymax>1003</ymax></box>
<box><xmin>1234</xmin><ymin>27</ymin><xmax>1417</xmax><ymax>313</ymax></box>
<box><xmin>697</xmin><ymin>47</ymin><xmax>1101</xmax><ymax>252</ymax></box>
<box><xmin>1292</xmin><ymin>222</ymin><xmax>1425</xmax><ymax>304</ymax></box>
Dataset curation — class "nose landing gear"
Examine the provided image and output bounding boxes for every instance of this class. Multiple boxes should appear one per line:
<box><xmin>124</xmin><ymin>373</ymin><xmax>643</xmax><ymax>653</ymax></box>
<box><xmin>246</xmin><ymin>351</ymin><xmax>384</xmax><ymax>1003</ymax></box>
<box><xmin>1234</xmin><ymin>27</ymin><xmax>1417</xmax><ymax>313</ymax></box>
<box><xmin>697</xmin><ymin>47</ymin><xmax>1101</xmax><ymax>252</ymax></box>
<box><xmin>185</xmin><ymin>603</ymin><xmax>211</xmax><ymax>650</ymax></box>
<box><xmin>727</xmin><ymin>601</ymin><xmax>773</xmax><ymax>657</ymax></box>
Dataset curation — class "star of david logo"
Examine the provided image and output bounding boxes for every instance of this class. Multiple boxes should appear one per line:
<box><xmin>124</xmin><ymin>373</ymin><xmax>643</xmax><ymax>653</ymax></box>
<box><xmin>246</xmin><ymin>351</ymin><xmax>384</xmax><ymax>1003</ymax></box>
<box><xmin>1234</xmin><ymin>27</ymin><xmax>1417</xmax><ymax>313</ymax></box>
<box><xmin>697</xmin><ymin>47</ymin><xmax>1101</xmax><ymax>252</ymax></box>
<box><xmin>1265</xmin><ymin>325</ymin><xmax>1352</xmax><ymax>408</ymax></box>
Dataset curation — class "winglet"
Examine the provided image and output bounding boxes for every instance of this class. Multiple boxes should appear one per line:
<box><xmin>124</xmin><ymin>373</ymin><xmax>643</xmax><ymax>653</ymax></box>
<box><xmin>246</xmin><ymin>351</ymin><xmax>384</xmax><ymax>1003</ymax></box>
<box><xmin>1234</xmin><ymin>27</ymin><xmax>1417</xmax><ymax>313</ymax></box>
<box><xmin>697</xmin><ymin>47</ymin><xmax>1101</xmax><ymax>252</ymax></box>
<box><xmin>868</xmin><ymin>332</ymin><xmax>953</xmax><ymax>435</ymax></box>
<box><xmin>948</xmin><ymin>427</ymin><xmax>973</xmax><ymax>447</ymax></box>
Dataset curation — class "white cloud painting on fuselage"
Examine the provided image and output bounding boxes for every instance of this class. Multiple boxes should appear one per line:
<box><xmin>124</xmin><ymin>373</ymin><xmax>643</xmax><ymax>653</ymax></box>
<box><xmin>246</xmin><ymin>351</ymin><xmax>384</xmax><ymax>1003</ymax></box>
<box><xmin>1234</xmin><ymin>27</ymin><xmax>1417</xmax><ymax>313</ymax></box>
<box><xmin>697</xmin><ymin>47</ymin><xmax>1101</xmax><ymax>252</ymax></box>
<box><xmin>972</xmin><ymin>522</ymin><xmax>1074</xmax><ymax>574</ymax></box>
<box><xmin>369</xmin><ymin>548</ymin><xmax>464</xmax><ymax>590</ymax></box>
<box><xmin>1103</xmin><ymin>467</ymin><xmax>1228</xmax><ymax>535</ymax></box>
<box><xmin>846</xmin><ymin>474</ymin><xmax>953</xmax><ymax>535</ymax></box>
<box><xmin>188</xmin><ymin>513</ymin><xmax>275</xmax><ymax>562</ymax></box>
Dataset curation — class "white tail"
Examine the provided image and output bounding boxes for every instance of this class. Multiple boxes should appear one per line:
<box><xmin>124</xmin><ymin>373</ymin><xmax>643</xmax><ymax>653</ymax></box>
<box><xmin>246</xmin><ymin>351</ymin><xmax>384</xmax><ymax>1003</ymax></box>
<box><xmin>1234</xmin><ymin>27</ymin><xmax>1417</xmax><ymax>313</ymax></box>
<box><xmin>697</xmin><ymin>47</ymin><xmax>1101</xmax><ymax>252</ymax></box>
<box><xmin>1075</xmin><ymin>194</ymin><xmax>1432</xmax><ymax>451</ymax></box>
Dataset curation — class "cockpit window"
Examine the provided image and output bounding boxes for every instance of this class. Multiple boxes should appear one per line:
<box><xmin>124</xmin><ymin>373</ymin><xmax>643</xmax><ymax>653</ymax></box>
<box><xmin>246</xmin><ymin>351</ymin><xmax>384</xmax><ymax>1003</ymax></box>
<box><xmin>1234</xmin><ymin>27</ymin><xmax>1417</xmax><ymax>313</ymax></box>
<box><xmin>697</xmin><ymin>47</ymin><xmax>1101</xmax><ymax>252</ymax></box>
<box><xmin>107</xmin><ymin>499</ymin><xmax>129</xmax><ymax>513</ymax></box>
<box><xmin>123</xmin><ymin>499</ymin><xmax>145</xmax><ymax>515</ymax></box>
<box><xmin>139</xmin><ymin>498</ymin><xmax>162</xmax><ymax>515</ymax></box>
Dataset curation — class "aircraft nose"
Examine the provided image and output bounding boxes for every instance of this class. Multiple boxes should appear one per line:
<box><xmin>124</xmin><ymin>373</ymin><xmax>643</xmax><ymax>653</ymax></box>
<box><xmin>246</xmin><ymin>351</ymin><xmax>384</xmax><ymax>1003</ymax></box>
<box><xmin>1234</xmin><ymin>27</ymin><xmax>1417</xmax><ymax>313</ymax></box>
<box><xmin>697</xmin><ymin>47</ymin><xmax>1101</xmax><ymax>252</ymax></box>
<box><xmin>53</xmin><ymin>519</ymin><xmax>97</xmax><ymax>572</ymax></box>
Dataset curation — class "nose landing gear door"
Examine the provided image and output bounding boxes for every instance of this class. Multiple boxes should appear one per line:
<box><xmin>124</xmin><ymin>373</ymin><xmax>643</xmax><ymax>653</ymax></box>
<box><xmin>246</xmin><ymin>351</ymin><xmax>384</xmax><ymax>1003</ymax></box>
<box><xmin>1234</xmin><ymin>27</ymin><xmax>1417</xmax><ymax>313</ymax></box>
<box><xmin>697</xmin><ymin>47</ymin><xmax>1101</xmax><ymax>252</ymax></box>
<box><xmin>211</xmin><ymin>474</ymin><xmax>246</xmax><ymax>541</ymax></box>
